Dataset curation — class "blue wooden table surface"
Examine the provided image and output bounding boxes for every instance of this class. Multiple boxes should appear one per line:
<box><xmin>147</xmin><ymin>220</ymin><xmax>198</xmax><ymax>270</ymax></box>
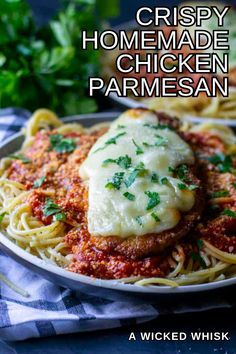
<box><xmin>1</xmin><ymin>307</ymin><xmax>236</xmax><ymax>353</ymax></box>
<box><xmin>0</xmin><ymin>1</ymin><xmax>236</xmax><ymax>353</ymax></box>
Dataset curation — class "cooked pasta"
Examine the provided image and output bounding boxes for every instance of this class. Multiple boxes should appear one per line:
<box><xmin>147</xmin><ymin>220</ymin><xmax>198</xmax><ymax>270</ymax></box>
<box><xmin>1</xmin><ymin>108</ymin><xmax>236</xmax><ymax>288</ymax></box>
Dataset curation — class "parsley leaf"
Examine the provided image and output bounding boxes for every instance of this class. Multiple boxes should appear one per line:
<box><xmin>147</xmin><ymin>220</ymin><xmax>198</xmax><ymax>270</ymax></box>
<box><xmin>222</xmin><ymin>209</ymin><xmax>236</xmax><ymax>218</ymax></box>
<box><xmin>144</xmin><ymin>123</ymin><xmax>172</xmax><ymax>130</ymax></box>
<box><xmin>124</xmin><ymin>162</ymin><xmax>148</xmax><ymax>188</ymax></box>
<box><xmin>132</xmin><ymin>139</ymin><xmax>144</xmax><ymax>155</ymax></box>
<box><xmin>178</xmin><ymin>183</ymin><xmax>187</xmax><ymax>190</ymax></box>
<box><xmin>208</xmin><ymin>153</ymin><xmax>233</xmax><ymax>173</ymax></box>
<box><xmin>53</xmin><ymin>212</ymin><xmax>66</xmax><ymax>221</ymax></box>
<box><xmin>43</xmin><ymin>199</ymin><xmax>66</xmax><ymax>222</ymax></box>
<box><xmin>135</xmin><ymin>216</ymin><xmax>143</xmax><ymax>226</ymax></box>
<box><xmin>50</xmin><ymin>134</ymin><xmax>76</xmax><ymax>153</ymax></box>
<box><xmin>160</xmin><ymin>177</ymin><xmax>168</xmax><ymax>185</ymax></box>
<box><xmin>144</xmin><ymin>191</ymin><xmax>161</xmax><ymax>210</ymax></box>
<box><xmin>169</xmin><ymin>165</ymin><xmax>190</xmax><ymax>183</ymax></box>
<box><xmin>33</xmin><ymin>176</ymin><xmax>46</xmax><ymax>188</ymax></box>
<box><xmin>0</xmin><ymin>212</ymin><xmax>7</xmax><ymax>225</ymax></box>
<box><xmin>143</xmin><ymin>134</ymin><xmax>168</xmax><ymax>148</ymax></box>
<box><xmin>151</xmin><ymin>172</ymin><xmax>159</xmax><ymax>183</ymax></box>
<box><xmin>117</xmin><ymin>125</ymin><xmax>126</xmax><ymax>129</ymax></box>
<box><xmin>94</xmin><ymin>132</ymin><xmax>126</xmax><ymax>153</ymax></box>
<box><xmin>151</xmin><ymin>212</ymin><xmax>160</xmax><ymax>222</ymax></box>
<box><xmin>103</xmin><ymin>155</ymin><xmax>132</xmax><ymax>169</ymax></box>
<box><xmin>105</xmin><ymin>172</ymin><xmax>125</xmax><ymax>190</ymax></box>
<box><xmin>123</xmin><ymin>192</ymin><xmax>135</xmax><ymax>201</ymax></box>
<box><xmin>210</xmin><ymin>190</ymin><xmax>230</xmax><ymax>198</ymax></box>
<box><xmin>9</xmin><ymin>154</ymin><xmax>31</xmax><ymax>164</ymax></box>
<box><xmin>190</xmin><ymin>251</ymin><xmax>206</xmax><ymax>268</ymax></box>
<box><xmin>43</xmin><ymin>199</ymin><xmax>61</xmax><ymax>217</ymax></box>
<box><xmin>197</xmin><ymin>239</ymin><xmax>204</xmax><ymax>249</ymax></box>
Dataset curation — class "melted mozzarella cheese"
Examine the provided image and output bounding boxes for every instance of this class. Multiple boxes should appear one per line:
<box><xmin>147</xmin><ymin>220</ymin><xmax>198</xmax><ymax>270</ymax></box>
<box><xmin>80</xmin><ymin>109</ymin><xmax>195</xmax><ymax>238</ymax></box>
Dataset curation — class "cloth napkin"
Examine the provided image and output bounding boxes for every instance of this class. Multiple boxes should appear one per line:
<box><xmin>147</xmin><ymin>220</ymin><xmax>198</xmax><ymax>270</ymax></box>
<box><xmin>0</xmin><ymin>108</ymin><xmax>235</xmax><ymax>341</ymax></box>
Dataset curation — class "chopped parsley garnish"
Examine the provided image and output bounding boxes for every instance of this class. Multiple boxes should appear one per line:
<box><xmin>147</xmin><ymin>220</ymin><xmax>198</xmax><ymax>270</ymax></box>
<box><xmin>105</xmin><ymin>172</ymin><xmax>125</xmax><ymax>190</ymax></box>
<box><xmin>53</xmin><ymin>212</ymin><xmax>66</xmax><ymax>221</ymax></box>
<box><xmin>94</xmin><ymin>132</ymin><xmax>126</xmax><ymax>153</ymax></box>
<box><xmin>132</xmin><ymin>139</ymin><xmax>144</xmax><ymax>155</ymax></box>
<box><xmin>222</xmin><ymin>209</ymin><xmax>236</xmax><ymax>218</ymax></box>
<box><xmin>178</xmin><ymin>183</ymin><xmax>187</xmax><ymax>190</ymax></box>
<box><xmin>143</xmin><ymin>134</ymin><xmax>168</xmax><ymax>148</ymax></box>
<box><xmin>178</xmin><ymin>183</ymin><xmax>198</xmax><ymax>191</ymax></box>
<box><xmin>135</xmin><ymin>216</ymin><xmax>143</xmax><ymax>226</ymax></box>
<box><xmin>33</xmin><ymin>176</ymin><xmax>46</xmax><ymax>188</ymax></box>
<box><xmin>151</xmin><ymin>212</ymin><xmax>160</xmax><ymax>222</ymax></box>
<box><xmin>103</xmin><ymin>155</ymin><xmax>132</xmax><ymax>169</ymax></box>
<box><xmin>197</xmin><ymin>239</ymin><xmax>204</xmax><ymax>249</ymax></box>
<box><xmin>123</xmin><ymin>192</ymin><xmax>135</xmax><ymax>201</ymax></box>
<box><xmin>210</xmin><ymin>190</ymin><xmax>230</xmax><ymax>198</ymax></box>
<box><xmin>105</xmin><ymin>132</ymin><xmax>126</xmax><ymax>145</ymax></box>
<box><xmin>144</xmin><ymin>123</ymin><xmax>171</xmax><ymax>130</ymax></box>
<box><xmin>151</xmin><ymin>172</ymin><xmax>159</xmax><ymax>183</ymax></box>
<box><xmin>0</xmin><ymin>212</ymin><xmax>7</xmax><ymax>225</ymax></box>
<box><xmin>169</xmin><ymin>164</ymin><xmax>189</xmax><ymax>182</ymax></box>
<box><xmin>190</xmin><ymin>251</ymin><xmax>206</xmax><ymax>268</ymax></box>
<box><xmin>9</xmin><ymin>154</ymin><xmax>31</xmax><ymax>164</ymax></box>
<box><xmin>124</xmin><ymin>162</ymin><xmax>148</xmax><ymax>188</ymax></box>
<box><xmin>144</xmin><ymin>191</ymin><xmax>160</xmax><ymax>210</ymax></box>
<box><xmin>43</xmin><ymin>199</ymin><xmax>66</xmax><ymax>221</ymax></box>
<box><xmin>160</xmin><ymin>177</ymin><xmax>168</xmax><ymax>185</ymax></box>
<box><xmin>208</xmin><ymin>153</ymin><xmax>233</xmax><ymax>173</ymax></box>
<box><xmin>50</xmin><ymin>134</ymin><xmax>76</xmax><ymax>153</ymax></box>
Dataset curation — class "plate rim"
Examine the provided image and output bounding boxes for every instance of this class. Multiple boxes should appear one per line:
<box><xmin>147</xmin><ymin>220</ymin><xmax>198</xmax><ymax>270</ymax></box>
<box><xmin>1</xmin><ymin>112</ymin><xmax>236</xmax><ymax>294</ymax></box>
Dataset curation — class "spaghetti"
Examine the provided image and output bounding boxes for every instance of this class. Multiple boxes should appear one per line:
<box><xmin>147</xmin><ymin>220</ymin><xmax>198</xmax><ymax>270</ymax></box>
<box><xmin>1</xmin><ymin>108</ymin><xmax>236</xmax><ymax>287</ymax></box>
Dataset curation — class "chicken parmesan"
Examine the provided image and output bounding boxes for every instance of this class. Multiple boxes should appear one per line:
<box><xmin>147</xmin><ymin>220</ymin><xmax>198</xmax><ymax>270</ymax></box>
<box><xmin>1</xmin><ymin>108</ymin><xmax>236</xmax><ymax>287</ymax></box>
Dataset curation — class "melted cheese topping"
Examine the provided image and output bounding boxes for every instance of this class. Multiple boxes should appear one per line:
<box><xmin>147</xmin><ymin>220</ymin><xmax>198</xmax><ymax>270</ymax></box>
<box><xmin>80</xmin><ymin>110</ymin><xmax>195</xmax><ymax>238</ymax></box>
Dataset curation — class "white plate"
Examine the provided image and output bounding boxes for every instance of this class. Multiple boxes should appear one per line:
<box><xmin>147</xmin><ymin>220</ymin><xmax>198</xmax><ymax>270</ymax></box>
<box><xmin>0</xmin><ymin>112</ymin><xmax>236</xmax><ymax>298</ymax></box>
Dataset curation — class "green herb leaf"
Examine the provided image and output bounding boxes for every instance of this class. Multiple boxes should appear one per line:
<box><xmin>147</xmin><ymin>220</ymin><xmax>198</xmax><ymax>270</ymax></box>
<box><xmin>209</xmin><ymin>153</ymin><xmax>233</xmax><ymax>173</ymax></box>
<box><xmin>197</xmin><ymin>239</ymin><xmax>204</xmax><ymax>249</ymax></box>
<box><xmin>103</xmin><ymin>155</ymin><xmax>132</xmax><ymax>169</ymax></box>
<box><xmin>123</xmin><ymin>192</ymin><xmax>135</xmax><ymax>201</ymax></box>
<box><xmin>178</xmin><ymin>183</ymin><xmax>187</xmax><ymax>190</ymax></box>
<box><xmin>0</xmin><ymin>212</ymin><xmax>7</xmax><ymax>225</ymax></box>
<box><xmin>94</xmin><ymin>133</ymin><xmax>126</xmax><ymax>153</ymax></box>
<box><xmin>222</xmin><ymin>209</ymin><xmax>236</xmax><ymax>218</ymax></box>
<box><xmin>132</xmin><ymin>139</ymin><xmax>144</xmax><ymax>155</ymax></box>
<box><xmin>53</xmin><ymin>212</ymin><xmax>66</xmax><ymax>221</ymax></box>
<box><xmin>151</xmin><ymin>172</ymin><xmax>159</xmax><ymax>183</ymax></box>
<box><xmin>210</xmin><ymin>190</ymin><xmax>230</xmax><ymax>198</ymax></box>
<box><xmin>9</xmin><ymin>154</ymin><xmax>31</xmax><ymax>164</ymax></box>
<box><xmin>144</xmin><ymin>191</ymin><xmax>160</xmax><ymax>210</ymax></box>
<box><xmin>124</xmin><ymin>162</ymin><xmax>148</xmax><ymax>188</ymax></box>
<box><xmin>151</xmin><ymin>212</ymin><xmax>160</xmax><ymax>222</ymax></box>
<box><xmin>105</xmin><ymin>172</ymin><xmax>125</xmax><ymax>190</ymax></box>
<box><xmin>50</xmin><ymin>134</ymin><xmax>76</xmax><ymax>153</ymax></box>
<box><xmin>43</xmin><ymin>199</ymin><xmax>62</xmax><ymax>217</ymax></box>
<box><xmin>169</xmin><ymin>165</ymin><xmax>190</xmax><ymax>183</ymax></box>
<box><xmin>135</xmin><ymin>216</ymin><xmax>143</xmax><ymax>226</ymax></box>
<box><xmin>144</xmin><ymin>123</ymin><xmax>172</xmax><ymax>130</ymax></box>
<box><xmin>33</xmin><ymin>176</ymin><xmax>46</xmax><ymax>188</ymax></box>
<box><xmin>190</xmin><ymin>251</ymin><xmax>206</xmax><ymax>268</ymax></box>
<box><xmin>160</xmin><ymin>177</ymin><xmax>168</xmax><ymax>185</ymax></box>
<box><xmin>117</xmin><ymin>125</ymin><xmax>126</xmax><ymax>129</ymax></box>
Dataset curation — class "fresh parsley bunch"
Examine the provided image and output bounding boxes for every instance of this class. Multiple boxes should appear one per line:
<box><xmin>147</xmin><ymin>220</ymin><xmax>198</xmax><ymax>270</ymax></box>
<box><xmin>0</xmin><ymin>0</ymin><xmax>119</xmax><ymax>115</ymax></box>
